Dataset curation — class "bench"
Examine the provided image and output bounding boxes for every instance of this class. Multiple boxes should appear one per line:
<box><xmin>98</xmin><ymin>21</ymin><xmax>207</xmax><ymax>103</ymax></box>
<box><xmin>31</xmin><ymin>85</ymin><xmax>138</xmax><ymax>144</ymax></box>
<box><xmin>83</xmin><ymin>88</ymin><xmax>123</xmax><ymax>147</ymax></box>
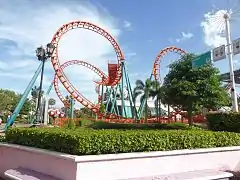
<box><xmin>4</xmin><ymin>167</ymin><xmax>61</xmax><ymax>180</ymax></box>
<box><xmin>122</xmin><ymin>169</ymin><xmax>233</xmax><ymax>180</ymax></box>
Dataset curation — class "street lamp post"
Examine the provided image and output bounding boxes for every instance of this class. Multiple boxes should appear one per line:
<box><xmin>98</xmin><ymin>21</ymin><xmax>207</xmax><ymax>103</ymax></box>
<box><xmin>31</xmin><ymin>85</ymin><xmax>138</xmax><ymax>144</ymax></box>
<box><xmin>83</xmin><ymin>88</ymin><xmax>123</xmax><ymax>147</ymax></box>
<box><xmin>35</xmin><ymin>43</ymin><xmax>55</xmax><ymax>123</ymax></box>
<box><xmin>224</xmin><ymin>13</ymin><xmax>239</xmax><ymax>112</ymax></box>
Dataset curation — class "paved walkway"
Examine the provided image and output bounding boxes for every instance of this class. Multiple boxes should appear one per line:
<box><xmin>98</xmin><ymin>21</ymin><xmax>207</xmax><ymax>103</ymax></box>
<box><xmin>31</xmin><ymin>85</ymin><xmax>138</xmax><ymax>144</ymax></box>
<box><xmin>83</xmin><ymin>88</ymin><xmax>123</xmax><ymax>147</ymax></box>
<box><xmin>1</xmin><ymin>123</ymin><xmax>30</xmax><ymax>128</ymax></box>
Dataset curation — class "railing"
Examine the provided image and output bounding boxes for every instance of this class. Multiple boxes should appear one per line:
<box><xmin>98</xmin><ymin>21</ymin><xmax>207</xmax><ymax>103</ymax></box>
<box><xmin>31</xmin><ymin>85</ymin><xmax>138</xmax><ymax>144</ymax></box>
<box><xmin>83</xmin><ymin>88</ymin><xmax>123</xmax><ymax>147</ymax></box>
<box><xmin>53</xmin><ymin>115</ymin><xmax>205</xmax><ymax>127</ymax></box>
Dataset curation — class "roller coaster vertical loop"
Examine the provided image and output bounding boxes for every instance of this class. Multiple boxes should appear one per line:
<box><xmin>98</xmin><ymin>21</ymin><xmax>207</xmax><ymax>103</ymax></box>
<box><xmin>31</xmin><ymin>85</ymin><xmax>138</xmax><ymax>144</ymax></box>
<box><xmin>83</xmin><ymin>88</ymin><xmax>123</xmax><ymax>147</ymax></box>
<box><xmin>137</xmin><ymin>46</ymin><xmax>187</xmax><ymax>119</ymax></box>
<box><xmin>53</xmin><ymin>60</ymin><xmax>108</xmax><ymax>108</ymax></box>
<box><xmin>152</xmin><ymin>46</ymin><xmax>187</xmax><ymax>82</ymax></box>
<box><xmin>50</xmin><ymin>21</ymin><xmax>125</xmax><ymax>112</ymax></box>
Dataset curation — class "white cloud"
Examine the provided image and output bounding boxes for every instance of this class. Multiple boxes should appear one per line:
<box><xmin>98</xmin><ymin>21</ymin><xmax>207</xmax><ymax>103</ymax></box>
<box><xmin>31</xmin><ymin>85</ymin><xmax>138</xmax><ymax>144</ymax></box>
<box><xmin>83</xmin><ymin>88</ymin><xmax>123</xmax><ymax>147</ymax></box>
<box><xmin>0</xmin><ymin>0</ymin><xmax>122</xmax><ymax>108</ymax></box>
<box><xmin>201</xmin><ymin>10</ymin><xmax>228</xmax><ymax>48</ymax></box>
<box><xmin>176</xmin><ymin>32</ymin><xmax>194</xmax><ymax>43</ymax></box>
<box><xmin>126</xmin><ymin>52</ymin><xmax>137</xmax><ymax>57</ymax></box>
<box><xmin>182</xmin><ymin>32</ymin><xmax>194</xmax><ymax>39</ymax></box>
<box><xmin>123</xmin><ymin>20</ymin><xmax>132</xmax><ymax>30</ymax></box>
<box><xmin>200</xmin><ymin>8</ymin><xmax>240</xmax><ymax>69</ymax></box>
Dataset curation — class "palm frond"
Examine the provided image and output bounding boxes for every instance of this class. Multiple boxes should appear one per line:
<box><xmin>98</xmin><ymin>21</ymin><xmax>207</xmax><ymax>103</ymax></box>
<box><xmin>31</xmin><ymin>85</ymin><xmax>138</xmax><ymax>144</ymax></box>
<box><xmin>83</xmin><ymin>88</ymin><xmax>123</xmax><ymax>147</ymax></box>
<box><xmin>140</xmin><ymin>94</ymin><xmax>146</xmax><ymax>104</ymax></box>
<box><xmin>135</xmin><ymin>80</ymin><xmax>145</xmax><ymax>89</ymax></box>
<box><xmin>149</xmin><ymin>89</ymin><xmax>158</xmax><ymax>99</ymax></box>
<box><xmin>133</xmin><ymin>86</ymin><xmax>144</xmax><ymax>93</ymax></box>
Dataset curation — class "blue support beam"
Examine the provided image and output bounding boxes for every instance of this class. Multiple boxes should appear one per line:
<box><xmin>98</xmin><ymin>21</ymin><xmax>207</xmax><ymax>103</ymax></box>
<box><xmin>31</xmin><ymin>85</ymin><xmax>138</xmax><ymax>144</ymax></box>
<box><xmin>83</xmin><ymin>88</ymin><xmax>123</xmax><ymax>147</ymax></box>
<box><xmin>70</xmin><ymin>97</ymin><xmax>75</xmax><ymax>119</ymax></box>
<box><xmin>120</xmin><ymin>62</ymin><xmax>127</xmax><ymax>117</ymax></box>
<box><xmin>104</xmin><ymin>61</ymin><xmax>137</xmax><ymax>119</ymax></box>
<box><xmin>4</xmin><ymin>62</ymin><xmax>43</xmax><ymax>130</ymax></box>
<box><xmin>104</xmin><ymin>87</ymin><xmax>113</xmax><ymax>116</ymax></box>
<box><xmin>138</xmin><ymin>98</ymin><xmax>147</xmax><ymax>119</ymax></box>
<box><xmin>46</xmin><ymin>82</ymin><xmax>53</xmax><ymax>95</ymax></box>
<box><xmin>123</xmin><ymin>62</ymin><xmax>138</xmax><ymax>119</ymax></box>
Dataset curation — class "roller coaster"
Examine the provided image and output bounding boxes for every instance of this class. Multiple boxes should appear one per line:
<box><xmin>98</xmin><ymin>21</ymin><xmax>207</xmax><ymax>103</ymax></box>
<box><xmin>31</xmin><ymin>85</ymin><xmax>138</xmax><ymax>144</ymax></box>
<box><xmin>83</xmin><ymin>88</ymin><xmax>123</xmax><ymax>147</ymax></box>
<box><xmin>3</xmin><ymin>20</ymin><xmax>234</xmax><ymax>130</ymax></box>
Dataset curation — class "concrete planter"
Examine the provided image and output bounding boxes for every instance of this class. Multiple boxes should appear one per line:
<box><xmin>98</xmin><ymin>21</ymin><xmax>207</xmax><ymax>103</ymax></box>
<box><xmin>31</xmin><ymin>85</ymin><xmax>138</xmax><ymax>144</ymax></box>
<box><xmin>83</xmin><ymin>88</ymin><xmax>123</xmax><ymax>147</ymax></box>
<box><xmin>1</xmin><ymin>143</ymin><xmax>240</xmax><ymax>180</ymax></box>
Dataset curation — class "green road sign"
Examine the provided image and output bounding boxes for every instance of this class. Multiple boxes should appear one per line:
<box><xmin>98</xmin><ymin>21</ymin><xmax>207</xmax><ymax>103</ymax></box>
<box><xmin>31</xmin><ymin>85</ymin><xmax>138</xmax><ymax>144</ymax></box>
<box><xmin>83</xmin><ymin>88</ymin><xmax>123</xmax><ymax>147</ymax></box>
<box><xmin>192</xmin><ymin>51</ymin><xmax>212</xmax><ymax>68</ymax></box>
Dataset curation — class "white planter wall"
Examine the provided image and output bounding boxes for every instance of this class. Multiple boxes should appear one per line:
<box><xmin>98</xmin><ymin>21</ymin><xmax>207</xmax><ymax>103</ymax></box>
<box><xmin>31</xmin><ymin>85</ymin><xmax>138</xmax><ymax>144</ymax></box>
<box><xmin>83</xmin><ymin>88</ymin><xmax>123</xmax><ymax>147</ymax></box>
<box><xmin>1</xmin><ymin>143</ymin><xmax>240</xmax><ymax>180</ymax></box>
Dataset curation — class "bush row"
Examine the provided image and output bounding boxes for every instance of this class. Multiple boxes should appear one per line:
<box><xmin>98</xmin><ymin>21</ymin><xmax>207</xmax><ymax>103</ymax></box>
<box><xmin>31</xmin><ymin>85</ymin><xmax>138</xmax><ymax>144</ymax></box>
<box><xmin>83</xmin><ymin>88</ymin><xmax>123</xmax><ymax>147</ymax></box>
<box><xmin>5</xmin><ymin>127</ymin><xmax>240</xmax><ymax>155</ymax></box>
<box><xmin>55</xmin><ymin>118</ymin><xmax>199</xmax><ymax>130</ymax></box>
<box><xmin>206</xmin><ymin>112</ymin><xmax>240</xmax><ymax>132</ymax></box>
<box><xmin>0</xmin><ymin>136</ymin><xmax>5</xmax><ymax>142</ymax></box>
<box><xmin>89</xmin><ymin>121</ymin><xmax>192</xmax><ymax>130</ymax></box>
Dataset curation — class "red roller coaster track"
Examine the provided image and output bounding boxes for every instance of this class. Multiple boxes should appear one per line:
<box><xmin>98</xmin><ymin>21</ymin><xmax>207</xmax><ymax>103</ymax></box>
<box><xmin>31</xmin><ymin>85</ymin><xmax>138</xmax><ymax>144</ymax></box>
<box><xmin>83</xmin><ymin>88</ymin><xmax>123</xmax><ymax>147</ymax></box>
<box><xmin>152</xmin><ymin>46</ymin><xmax>186</xmax><ymax>82</ymax></box>
<box><xmin>54</xmin><ymin>60</ymin><xmax>108</xmax><ymax>108</ymax></box>
<box><xmin>51</xmin><ymin>21</ymin><xmax>124</xmax><ymax>112</ymax></box>
<box><xmin>51</xmin><ymin>21</ymin><xmax>187</xmax><ymax>120</ymax></box>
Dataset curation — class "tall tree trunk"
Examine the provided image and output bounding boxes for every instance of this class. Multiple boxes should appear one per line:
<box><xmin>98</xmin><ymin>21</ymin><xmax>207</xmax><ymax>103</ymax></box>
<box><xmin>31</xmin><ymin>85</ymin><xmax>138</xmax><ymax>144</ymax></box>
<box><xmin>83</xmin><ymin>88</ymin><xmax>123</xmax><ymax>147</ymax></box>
<box><xmin>156</xmin><ymin>98</ymin><xmax>158</xmax><ymax>121</ymax></box>
<box><xmin>145</xmin><ymin>103</ymin><xmax>147</xmax><ymax>120</ymax></box>
<box><xmin>187</xmin><ymin>102</ymin><xmax>193</xmax><ymax>126</ymax></box>
<box><xmin>167</xmin><ymin>104</ymin><xmax>170</xmax><ymax>124</ymax></box>
<box><xmin>144</xmin><ymin>99</ymin><xmax>148</xmax><ymax>123</ymax></box>
<box><xmin>159</xmin><ymin>99</ymin><xmax>161</xmax><ymax>118</ymax></box>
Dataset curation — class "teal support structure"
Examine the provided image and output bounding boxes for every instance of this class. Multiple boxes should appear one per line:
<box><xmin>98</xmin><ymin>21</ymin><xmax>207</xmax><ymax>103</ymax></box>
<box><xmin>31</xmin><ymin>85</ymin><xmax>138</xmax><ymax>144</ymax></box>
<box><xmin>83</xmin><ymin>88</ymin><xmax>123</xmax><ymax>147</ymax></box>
<box><xmin>137</xmin><ymin>73</ymin><xmax>158</xmax><ymax>119</ymax></box>
<box><xmin>121</xmin><ymin>62</ymin><xmax>126</xmax><ymax>117</ymax></box>
<box><xmin>123</xmin><ymin>62</ymin><xmax>138</xmax><ymax>119</ymax></box>
<box><xmin>138</xmin><ymin>98</ymin><xmax>147</xmax><ymax>119</ymax></box>
<box><xmin>70</xmin><ymin>97</ymin><xmax>75</xmax><ymax>119</ymax></box>
<box><xmin>110</xmin><ymin>86</ymin><xmax>120</xmax><ymax>116</ymax></box>
<box><xmin>4</xmin><ymin>62</ymin><xmax>43</xmax><ymax>130</ymax></box>
<box><xmin>104</xmin><ymin>87</ymin><xmax>113</xmax><ymax>116</ymax></box>
<box><xmin>46</xmin><ymin>82</ymin><xmax>53</xmax><ymax>95</ymax></box>
<box><xmin>104</xmin><ymin>61</ymin><xmax>137</xmax><ymax>119</ymax></box>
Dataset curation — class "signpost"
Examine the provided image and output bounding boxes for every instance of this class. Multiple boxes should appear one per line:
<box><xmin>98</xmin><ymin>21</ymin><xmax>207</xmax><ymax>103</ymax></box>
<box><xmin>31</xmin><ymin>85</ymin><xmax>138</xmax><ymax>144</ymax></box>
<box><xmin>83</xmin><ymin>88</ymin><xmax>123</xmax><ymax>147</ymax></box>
<box><xmin>233</xmin><ymin>38</ymin><xmax>240</xmax><ymax>55</ymax></box>
<box><xmin>192</xmin><ymin>37</ymin><xmax>239</xmax><ymax>68</ymax></box>
<box><xmin>212</xmin><ymin>45</ymin><xmax>226</xmax><ymax>62</ymax></box>
<box><xmin>192</xmin><ymin>51</ymin><xmax>211</xmax><ymax>68</ymax></box>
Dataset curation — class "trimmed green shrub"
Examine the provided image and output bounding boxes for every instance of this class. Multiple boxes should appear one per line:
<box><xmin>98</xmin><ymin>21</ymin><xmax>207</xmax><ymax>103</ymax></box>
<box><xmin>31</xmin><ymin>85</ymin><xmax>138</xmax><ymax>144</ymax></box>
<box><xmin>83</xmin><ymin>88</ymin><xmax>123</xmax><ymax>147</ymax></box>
<box><xmin>0</xmin><ymin>136</ymin><xmax>5</xmax><ymax>142</ymax></box>
<box><xmin>89</xmin><ymin>121</ymin><xmax>191</xmax><ymax>130</ymax></box>
<box><xmin>76</xmin><ymin>119</ymin><xmax>93</xmax><ymax>128</ymax></box>
<box><xmin>5</xmin><ymin>127</ymin><xmax>240</xmax><ymax>155</ymax></box>
<box><xmin>67</xmin><ymin>118</ymin><xmax>75</xmax><ymax>129</ymax></box>
<box><xmin>206</xmin><ymin>112</ymin><xmax>240</xmax><ymax>132</ymax></box>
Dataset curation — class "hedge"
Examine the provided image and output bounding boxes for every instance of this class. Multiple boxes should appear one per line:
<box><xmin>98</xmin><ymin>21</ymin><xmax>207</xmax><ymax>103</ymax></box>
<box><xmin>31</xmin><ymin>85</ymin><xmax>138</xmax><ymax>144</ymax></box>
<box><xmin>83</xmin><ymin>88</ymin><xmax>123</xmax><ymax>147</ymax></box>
<box><xmin>0</xmin><ymin>136</ymin><xmax>5</xmax><ymax>142</ymax></box>
<box><xmin>5</xmin><ymin>128</ymin><xmax>240</xmax><ymax>155</ymax></box>
<box><xmin>206</xmin><ymin>112</ymin><xmax>240</xmax><ymax>132</ymax></box>
<box><xmin>90</xmin><ymin>121</ymin><xmax>193</xmax><ymax>130</ymax></box>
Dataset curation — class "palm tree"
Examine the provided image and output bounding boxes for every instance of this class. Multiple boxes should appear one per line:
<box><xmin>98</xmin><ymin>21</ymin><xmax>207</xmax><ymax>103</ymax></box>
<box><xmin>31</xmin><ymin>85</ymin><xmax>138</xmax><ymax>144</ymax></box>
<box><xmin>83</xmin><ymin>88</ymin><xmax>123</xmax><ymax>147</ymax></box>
<box><xmin>133</xmin><ymin>79</ymin><xmax>152</xmax><ymax>119</ymax></box>
<box><xmin>149</xmin><ymin>80</ymin><xmax>162</xmax><ymax>119</ymax></box>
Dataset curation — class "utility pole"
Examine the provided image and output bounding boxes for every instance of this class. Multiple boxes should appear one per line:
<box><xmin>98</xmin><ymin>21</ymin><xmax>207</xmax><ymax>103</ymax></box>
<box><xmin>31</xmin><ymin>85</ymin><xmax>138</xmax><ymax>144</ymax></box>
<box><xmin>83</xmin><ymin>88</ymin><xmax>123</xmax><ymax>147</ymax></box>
<box><xmin>224</xmin><ymin>13</ymin><xmax>238</xmax><ymax>112</ymax></box>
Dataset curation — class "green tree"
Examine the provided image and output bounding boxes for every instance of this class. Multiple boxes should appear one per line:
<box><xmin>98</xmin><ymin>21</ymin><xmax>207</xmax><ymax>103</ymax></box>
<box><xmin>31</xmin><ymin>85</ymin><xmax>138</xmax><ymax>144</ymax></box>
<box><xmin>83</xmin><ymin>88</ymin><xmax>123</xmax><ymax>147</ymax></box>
<box><xmin>0</xmin><ymin>89</ymin><xmax>17</xmax><ymax>113</ymax></box>
<box><xmin>0</xmin><ymin>89</ymin><xmax>31</xmax><ymax>122</ymax></box>
<box><xmin>18</xmin><ymin>95</ymin><xmax>31</xmax><ymax>115</ymax></box>
<box><xmin>48</xmin><ymin>98</ymin><xmax>56</xmax><ymax>106</ymax></box>
<box><xmin>161</xmin><ymin>53</ymin><xmax>230</xmax><ymax>125</ymax></box>
<box><xmin>79</xmin><ymin>107</ymin><xmax>93</xmax><ymax>117</ymax></box>
<box><xmin>149</xmin><ymin>80</ymin><xmax>165</xmax><ymax>118</ymax></box>
<box><xmin>99</xmin><ymin>103</ymin><xmax>105</xmax><ymax>113</ymax></box>
<box><xmin>133</xmin><ymin>79</ymin><xmax>152</xmax><ymax>119</ymax></box>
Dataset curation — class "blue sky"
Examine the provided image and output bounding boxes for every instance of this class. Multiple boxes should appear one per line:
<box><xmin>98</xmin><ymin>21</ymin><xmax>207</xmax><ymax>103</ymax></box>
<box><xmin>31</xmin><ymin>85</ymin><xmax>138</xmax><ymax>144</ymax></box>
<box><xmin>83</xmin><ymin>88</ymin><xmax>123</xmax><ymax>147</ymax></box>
<box><xmin>0</xmin><ymin>0</ymin><xmax>240</xmax><ymax>107</ymax></box>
